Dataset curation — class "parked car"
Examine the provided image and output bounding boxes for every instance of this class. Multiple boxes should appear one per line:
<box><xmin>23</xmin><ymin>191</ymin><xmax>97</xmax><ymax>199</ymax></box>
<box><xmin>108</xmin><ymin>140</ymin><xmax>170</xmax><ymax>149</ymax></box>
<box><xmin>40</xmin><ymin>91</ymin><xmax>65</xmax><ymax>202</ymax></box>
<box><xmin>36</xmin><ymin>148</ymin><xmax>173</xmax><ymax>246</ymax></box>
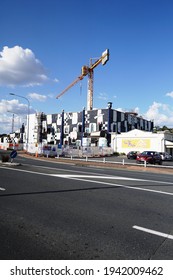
<box><xmin>159</xmin><ymin>152</ymin><xmax>173</xmax><ymax>161</ymax></box>
<box><xmin>136</xmin><ymin>151</ymin><xmax>162</xmax><ymax>165</ymax></box>
<box><xmin>127</xmin><ymin>151</ymin><xmax>140</xmax><ymax>159</ymax></box>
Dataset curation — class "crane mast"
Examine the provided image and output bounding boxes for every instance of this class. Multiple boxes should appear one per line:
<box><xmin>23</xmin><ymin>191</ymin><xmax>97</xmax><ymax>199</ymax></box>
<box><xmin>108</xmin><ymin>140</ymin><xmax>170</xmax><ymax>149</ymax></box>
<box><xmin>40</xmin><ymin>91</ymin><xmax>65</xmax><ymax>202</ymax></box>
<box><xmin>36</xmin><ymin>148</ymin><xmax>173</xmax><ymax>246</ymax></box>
<box><xmin>87</xmin><ymin>68</ymin><xmax>93</xmax><ymax>111</ymax></box>
<box><xmin>56</xmin><ymin>49</ymin><xmax>109</xmax><ymax>110</ymax></box>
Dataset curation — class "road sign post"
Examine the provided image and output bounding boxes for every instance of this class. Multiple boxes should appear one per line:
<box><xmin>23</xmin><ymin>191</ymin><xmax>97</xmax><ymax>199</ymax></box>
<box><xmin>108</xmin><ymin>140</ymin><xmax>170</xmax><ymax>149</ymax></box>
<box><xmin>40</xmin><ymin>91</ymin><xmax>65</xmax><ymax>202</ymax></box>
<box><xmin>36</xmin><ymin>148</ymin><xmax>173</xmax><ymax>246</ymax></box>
<box><xmin>10</xmin><ymin>150</ymin><xmax>17</xmax><ymax>163</ymax></box>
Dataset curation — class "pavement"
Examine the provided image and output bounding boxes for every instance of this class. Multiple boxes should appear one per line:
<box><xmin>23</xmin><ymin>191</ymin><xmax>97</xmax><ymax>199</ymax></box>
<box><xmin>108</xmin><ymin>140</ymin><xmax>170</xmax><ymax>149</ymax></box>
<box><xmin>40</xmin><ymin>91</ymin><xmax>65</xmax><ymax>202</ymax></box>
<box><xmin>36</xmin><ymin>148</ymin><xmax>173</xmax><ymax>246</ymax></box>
<box><xmin>0</xmin><ymin>149</ymin><xmax>21</xmax><ymax>166</ymax></box>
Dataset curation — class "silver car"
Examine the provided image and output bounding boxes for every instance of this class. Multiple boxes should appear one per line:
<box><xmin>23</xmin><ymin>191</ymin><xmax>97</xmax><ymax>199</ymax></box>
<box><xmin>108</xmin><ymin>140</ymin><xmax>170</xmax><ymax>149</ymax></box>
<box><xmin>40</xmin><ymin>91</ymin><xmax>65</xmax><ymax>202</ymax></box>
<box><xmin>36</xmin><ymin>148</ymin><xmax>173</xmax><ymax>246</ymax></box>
<box><xmin>159</xmin><ymin>152</ymin><xmax>173</xmax><ymax>161</ymax></box>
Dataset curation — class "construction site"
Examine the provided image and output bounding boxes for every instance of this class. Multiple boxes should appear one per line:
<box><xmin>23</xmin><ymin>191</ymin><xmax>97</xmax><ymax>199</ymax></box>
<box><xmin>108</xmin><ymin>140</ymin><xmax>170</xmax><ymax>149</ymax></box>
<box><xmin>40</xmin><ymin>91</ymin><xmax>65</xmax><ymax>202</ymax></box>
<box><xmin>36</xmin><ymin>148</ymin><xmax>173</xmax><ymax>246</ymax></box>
<box><xmin>1</xmin><ymin>49</ymin><xmax>154</xmax><ymax>157</ymax></box>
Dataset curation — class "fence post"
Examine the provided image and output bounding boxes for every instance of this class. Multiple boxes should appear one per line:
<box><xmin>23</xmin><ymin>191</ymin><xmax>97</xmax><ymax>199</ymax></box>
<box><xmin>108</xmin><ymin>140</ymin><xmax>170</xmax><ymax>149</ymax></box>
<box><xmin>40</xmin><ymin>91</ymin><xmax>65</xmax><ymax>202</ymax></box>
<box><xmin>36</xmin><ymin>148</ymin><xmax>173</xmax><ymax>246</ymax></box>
<box><xmin>103</xmin><ymin>157</ymin><xmax>106</xmax><ymax>163</ymax></box>
<box><xmin>122</xmin><ymin>159</ymin><xmax>125</xmax><ymax>165</ymax></box>
<box><xmin>144</xmin><ymin>161</ymin><xmax>147</xmax><ymax>167</ymax></box>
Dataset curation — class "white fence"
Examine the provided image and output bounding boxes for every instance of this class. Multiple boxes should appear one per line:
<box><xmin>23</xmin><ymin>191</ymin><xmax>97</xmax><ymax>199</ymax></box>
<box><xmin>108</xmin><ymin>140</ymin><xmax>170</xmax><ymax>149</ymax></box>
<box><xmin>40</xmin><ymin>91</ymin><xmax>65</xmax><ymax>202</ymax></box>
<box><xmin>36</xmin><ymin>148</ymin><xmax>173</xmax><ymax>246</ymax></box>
<box><xmin>58</xmin><ymin>155</ymin><xmax>173</xmax><ymax>170</ymax></box>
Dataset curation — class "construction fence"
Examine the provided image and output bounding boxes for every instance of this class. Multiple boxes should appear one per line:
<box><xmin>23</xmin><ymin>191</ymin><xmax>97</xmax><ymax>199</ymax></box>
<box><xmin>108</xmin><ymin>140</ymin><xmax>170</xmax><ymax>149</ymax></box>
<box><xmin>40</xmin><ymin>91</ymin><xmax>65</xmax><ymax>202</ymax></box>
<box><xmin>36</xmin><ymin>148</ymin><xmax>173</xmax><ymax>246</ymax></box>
<box><xmin>44</xmin><ymin>145</ymin><xmax>113</xmax><ymax>158</ymax></box>
<box><xmin>0</xmin><ymin>143</ymin><xmax>113</xmax><ymax>158</ymax></box>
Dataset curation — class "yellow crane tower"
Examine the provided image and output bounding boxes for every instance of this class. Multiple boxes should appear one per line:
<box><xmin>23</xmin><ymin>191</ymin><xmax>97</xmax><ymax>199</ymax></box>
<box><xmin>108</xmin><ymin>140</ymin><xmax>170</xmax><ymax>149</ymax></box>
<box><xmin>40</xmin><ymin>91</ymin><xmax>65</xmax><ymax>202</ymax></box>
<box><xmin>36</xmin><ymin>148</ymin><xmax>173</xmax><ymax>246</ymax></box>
<box><xmin>56</xmin><ymin>49</ymin><xmax>109</xmax><ymax>111</ymax></box>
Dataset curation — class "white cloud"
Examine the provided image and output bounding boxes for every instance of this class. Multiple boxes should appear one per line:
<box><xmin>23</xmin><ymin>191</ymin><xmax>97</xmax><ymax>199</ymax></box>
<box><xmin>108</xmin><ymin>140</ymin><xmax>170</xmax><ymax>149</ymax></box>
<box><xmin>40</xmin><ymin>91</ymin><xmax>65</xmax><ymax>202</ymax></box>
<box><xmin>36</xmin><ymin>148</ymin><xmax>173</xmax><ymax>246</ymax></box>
<box><xmin>47</xmin><ymin>93</ymin><xmax>54</xmax><ymax>98</ymax></box>
<box><xmin>115</xmin><ymin>107</ymin><xmax>125</xmax><ymax>112</ymax></box>
<box><xmin>115</xmin><ymin>102</ymin><xmax>173</xmax><ymax>127</ymax></box>
<box><xmin>0</xmin><ymin>99</ymin><xmax>35</xmax><ymax>115</ymax></box>
<box><xmin>53</xmin><ymin>78</ymin><xmax>59</xmax><ymax>83</ymax></box>
<box><xmin>0</xmin><ymin>114</ymin><xmax>12</xmax><ymax>133</ymax></box>
<box><xmin>166</xmin><ymin>91</ymin><xmax>173</xmax><ymax>98</ymax></box>
<box><xmin>115</xmin><ymin>107</ymin><xmax>139</xmax><ymax>114</ymax></box>
<box><xmin>144</xmin><ymin>101</ymin><xmax>173</xmax><ymax>127</ymax></box>
<box><xmin>0</xmin><ymin>99</ymin><xmax>35</xmax><ymax>114</ymax></box>
<box><xmin>0</xmin><ymin>98</ymin><xmax>36</xmax><ymax>134</ymax></box>
<box><xmin>28</xmin><ymin>93</ymin><xmax>47</xmax><ymax>102</ymax></box>
<box><xmin>133</xmin><ymin>107</ymin><xmax>140</xmax><ymax>114</ymax></box>
<box><xmin>0</xmin><ymin>46</ymin><xmax>49</xmax><ymax>87</ymax></box>
<box><xmin>97</xmin><ymin>92</ymin><xmax>109</xmax><ymax>100</ymax></box>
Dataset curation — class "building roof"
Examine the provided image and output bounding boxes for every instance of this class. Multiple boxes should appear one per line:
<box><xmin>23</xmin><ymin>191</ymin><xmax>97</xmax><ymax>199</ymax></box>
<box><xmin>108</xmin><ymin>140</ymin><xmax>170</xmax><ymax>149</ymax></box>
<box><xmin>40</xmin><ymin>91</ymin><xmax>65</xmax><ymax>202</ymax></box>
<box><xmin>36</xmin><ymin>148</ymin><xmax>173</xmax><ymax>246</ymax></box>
<box><xmin>165</xmin><ymin>140</ymin><xmax>173</xmax><ymax>148</ymax></box>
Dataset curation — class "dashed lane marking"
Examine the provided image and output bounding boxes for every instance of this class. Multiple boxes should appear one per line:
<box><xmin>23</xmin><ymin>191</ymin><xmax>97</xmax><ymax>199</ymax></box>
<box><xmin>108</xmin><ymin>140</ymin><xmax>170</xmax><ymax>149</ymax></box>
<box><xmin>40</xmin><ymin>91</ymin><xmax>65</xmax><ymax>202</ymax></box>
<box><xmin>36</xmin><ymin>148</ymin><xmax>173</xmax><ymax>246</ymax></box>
<box><xmin>0</xmin><ymin>187</ymin><xmax>6</xmax><ymax>191</ymax></box>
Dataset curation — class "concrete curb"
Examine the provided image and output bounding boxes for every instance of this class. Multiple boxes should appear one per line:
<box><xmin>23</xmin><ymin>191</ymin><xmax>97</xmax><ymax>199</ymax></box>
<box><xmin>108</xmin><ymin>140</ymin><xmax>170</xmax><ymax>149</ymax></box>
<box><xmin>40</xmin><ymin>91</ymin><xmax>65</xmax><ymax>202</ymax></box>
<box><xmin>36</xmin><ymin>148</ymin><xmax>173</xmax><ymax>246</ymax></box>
<box><xmin>0</xmin><ymin>161</ymin><xmax>21</xmax><ymax>166</ymax></box>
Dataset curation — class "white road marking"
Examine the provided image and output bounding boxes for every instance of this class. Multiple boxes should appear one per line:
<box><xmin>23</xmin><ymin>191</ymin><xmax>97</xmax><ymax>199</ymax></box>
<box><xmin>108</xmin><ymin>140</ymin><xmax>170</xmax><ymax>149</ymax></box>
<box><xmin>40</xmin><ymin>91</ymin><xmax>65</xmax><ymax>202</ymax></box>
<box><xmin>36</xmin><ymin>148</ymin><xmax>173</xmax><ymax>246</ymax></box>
<box><xmin>0</xmin><ymin>187</ymin><xmax>5</xmax><ymax>191</ymax></box>
<box><xmin>1</xmin><ymin>165</ymin><xmax>173</xmax><ymax>196</ymax></box>
<box><xmin>133</xmin><ymin>225</ymin><xmax>173</xmax><ymax>240</ymax></box>
<box><xmin>51</xmin><ymin>174</ymin><xmax>141</xmax><ymax>180</ymax></box>
<box><xmin>64</xmin><ymin>176</ymin><xmax>173</xmax><ymax>196</ymax></box>
<box><xmin>3</xmin><ymin>163</ymin><xmax>173</xmax><ymax>185</ymax></box>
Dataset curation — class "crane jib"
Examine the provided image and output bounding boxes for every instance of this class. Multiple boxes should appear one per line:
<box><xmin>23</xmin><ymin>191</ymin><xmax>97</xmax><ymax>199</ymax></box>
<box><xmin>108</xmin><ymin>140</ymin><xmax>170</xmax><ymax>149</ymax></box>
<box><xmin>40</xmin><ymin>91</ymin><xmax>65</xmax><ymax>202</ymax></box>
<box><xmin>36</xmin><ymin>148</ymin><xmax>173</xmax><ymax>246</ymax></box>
<box><xmin>56</xmin><ymin>49</ymin><xmax>109</xmax><ymax>110</ymax></box>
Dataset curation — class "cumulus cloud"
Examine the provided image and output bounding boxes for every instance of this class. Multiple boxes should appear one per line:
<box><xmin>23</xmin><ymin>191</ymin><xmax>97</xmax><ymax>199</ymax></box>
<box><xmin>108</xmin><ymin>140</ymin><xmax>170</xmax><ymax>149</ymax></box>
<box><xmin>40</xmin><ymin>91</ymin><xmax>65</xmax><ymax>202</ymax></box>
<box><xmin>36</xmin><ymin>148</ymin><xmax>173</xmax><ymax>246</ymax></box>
<box><xmin>0</xmin><ymin>99</ymin><xmax>36</xmax><ymax>133</ymax></box>
<box><xmin>0</xmin><ymin>99</ymin><xmax>36</xmax><ymax>115</ymax></box>
<box><xmin>0</xmin><ymin>46</ymin><xmax>49</xmax><ymax>87</ymax></box>
<box><xmin>0</xmin><ymin>114</ymin><xmax>11</xmax><ymax>133</ymax></box>
<box><xmin>144</xmin><ymin>101</ymin><xmax>173</xmax><ymax>127</ymax></box>
<box><xmin>28</xmin><ymin>93</ymin><xmax>47</xmax><ymax>102</ymax></box>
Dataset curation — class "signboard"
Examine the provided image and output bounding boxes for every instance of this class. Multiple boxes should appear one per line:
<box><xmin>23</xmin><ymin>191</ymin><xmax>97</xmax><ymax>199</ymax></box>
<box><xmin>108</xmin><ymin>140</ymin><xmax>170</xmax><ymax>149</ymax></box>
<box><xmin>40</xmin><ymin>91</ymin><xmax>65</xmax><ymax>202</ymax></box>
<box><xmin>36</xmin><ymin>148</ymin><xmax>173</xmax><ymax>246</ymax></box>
<box><xmin>122</xmin><ymin>139</ymin><xmax>150</xmax><ymax>149</ymax></box>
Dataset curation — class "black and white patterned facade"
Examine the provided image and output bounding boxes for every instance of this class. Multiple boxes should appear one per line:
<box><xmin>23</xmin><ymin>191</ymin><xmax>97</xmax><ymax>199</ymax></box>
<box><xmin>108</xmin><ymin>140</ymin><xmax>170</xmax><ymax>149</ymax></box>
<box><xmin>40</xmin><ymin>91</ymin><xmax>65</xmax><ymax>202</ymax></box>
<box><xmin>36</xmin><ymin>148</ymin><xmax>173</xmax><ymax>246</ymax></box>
<box><xmin>38</xmin><ymin>107</ymin><xmax>154</xmax><ymax>146</ymax></box>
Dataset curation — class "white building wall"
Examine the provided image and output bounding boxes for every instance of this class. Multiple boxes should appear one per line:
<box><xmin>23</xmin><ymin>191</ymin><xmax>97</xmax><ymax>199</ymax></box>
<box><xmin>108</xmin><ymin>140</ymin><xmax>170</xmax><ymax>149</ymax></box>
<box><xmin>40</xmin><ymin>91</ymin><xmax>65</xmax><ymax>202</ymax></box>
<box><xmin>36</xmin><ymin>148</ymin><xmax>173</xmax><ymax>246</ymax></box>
<box><xmin>111</xmin><ymin>129</ymin><xmax>172</xmax><ymax>154</ymax></box>
<box><xmin>28</xmin><ymin>114</ymin><xmax>38</xmax><ymax>144</ymax></box>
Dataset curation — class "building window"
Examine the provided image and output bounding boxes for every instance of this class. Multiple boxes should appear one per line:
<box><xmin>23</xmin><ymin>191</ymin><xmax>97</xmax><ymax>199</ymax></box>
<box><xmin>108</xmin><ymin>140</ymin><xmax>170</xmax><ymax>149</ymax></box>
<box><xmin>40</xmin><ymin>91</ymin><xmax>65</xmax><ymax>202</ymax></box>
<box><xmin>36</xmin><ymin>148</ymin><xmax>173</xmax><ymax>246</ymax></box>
<box><xmin>89</xmin><ymin>123</ymin><xmax>96</xmax><ymax>133</ymax></box>
<box><xmin>99</xmin><ymin>122</ymin><xmax>103</xmax><ymax>131</ymax></box>
<box><xmin>78</xmin><ymin>124</ymin><xmax>82</xmax><ymax>132</ymax></box>
<box><xmin>64</xmin><ymin>126</ymin><xmax>69</xmax><ymax>134</ymax></box>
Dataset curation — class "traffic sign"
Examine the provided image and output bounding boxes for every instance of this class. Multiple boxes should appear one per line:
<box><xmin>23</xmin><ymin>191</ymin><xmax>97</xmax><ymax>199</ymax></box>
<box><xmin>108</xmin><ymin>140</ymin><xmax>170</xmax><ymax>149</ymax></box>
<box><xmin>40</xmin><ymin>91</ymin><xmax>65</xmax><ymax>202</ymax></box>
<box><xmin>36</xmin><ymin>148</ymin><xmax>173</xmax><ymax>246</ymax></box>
<box><xmin>10</xmin><ymin>150</ymin><xmax>17</xmax><ymax>159</ymax></box>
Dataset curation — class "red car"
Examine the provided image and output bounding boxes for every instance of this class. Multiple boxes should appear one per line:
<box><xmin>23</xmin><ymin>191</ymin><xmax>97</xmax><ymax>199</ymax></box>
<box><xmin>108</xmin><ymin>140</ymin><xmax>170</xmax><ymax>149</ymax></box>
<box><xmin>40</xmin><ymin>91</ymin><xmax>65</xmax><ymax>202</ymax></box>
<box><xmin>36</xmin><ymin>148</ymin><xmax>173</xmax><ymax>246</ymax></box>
<box><xmin>136</xmin><ymin>151</ymin><xmax>162</xmax><ymax>165</ymax></box>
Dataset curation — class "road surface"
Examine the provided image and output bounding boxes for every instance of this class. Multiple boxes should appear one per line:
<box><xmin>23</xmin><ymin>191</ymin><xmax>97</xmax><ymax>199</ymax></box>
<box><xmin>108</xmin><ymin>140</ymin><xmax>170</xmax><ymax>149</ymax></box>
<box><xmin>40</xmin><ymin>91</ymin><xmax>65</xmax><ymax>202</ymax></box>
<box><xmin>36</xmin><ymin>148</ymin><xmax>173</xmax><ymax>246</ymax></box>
<box><xmin>0</xmin><ymin>155</ymin><xmax>173</xmax><ymax>259</ymax></box>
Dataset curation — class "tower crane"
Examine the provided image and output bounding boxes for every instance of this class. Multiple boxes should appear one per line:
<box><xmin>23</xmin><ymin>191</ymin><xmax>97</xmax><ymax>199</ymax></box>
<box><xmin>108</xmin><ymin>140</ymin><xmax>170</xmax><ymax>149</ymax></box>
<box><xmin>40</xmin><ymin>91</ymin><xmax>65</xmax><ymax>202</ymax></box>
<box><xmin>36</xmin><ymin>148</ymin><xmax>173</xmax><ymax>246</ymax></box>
<box><xmin>56</xmin><ymin>49</ymin><xmax>109</xmax><ymax>111</ymax></box>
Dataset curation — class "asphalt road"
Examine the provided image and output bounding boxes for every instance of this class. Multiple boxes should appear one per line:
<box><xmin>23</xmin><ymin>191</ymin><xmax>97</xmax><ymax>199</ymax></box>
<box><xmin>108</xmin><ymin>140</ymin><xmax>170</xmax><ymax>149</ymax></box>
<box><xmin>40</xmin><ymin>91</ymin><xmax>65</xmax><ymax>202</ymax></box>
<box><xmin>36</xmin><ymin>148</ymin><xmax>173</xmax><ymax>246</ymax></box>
<box><xmin>0</xmin><ymin>155</ymin><xmax>173</xmax><ymax>260</ymax></box>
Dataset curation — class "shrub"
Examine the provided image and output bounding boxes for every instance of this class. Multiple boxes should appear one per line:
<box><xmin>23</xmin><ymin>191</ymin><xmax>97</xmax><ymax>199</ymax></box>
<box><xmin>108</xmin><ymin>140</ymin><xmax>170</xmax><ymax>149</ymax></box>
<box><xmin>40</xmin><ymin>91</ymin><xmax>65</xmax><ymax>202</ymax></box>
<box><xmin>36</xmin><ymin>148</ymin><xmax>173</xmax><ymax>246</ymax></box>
<box><xmin>1</xmin><ymin>155</ymin><xmax>10</xmax><ymax>162</ymax></box>
<box><xmin>113</xmin><ymin>152</ymin><xmax>119</xmax><ymax>156</ymax></box>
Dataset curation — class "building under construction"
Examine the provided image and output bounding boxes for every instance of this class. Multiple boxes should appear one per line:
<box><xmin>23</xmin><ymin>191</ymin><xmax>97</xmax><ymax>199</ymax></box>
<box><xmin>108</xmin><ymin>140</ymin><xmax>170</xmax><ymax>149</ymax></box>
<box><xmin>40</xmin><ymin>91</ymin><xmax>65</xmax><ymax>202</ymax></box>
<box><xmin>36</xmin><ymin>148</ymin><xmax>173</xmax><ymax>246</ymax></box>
<box><xmin>30</xmin><ymin>103</ymin><xmax>153</xmax><ymax>147</ymax></box>
<box><xmin>6</xmin><ymin>50</ymin><xmax>153</xmax><ymax>149</ymax></box>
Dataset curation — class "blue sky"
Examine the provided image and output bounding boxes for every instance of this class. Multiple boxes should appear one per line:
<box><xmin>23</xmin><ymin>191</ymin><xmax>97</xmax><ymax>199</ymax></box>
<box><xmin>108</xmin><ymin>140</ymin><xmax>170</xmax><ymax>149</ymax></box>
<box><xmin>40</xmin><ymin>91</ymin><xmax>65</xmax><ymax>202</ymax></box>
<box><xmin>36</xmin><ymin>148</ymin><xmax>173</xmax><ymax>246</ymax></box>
<box><xmin>0</xmin><ymin>0</ymin><xmax>173</xmax><ymax>133</ymax></box>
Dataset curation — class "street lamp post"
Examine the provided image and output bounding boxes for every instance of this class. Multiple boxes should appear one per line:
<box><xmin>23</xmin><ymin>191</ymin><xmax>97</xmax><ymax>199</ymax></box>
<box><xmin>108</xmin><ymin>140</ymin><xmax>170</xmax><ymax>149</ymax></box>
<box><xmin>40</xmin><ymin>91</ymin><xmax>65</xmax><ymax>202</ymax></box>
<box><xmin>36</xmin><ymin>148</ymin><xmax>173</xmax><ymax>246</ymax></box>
<box><xmin>9</xmin><ymin>93</ymin><xmax>30</xmax><ymax>151</ymax></box>
<box><xmin>9</xmin><ymin>112</ymin><xmax>15</xmax><ymax>133</ymax></box>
